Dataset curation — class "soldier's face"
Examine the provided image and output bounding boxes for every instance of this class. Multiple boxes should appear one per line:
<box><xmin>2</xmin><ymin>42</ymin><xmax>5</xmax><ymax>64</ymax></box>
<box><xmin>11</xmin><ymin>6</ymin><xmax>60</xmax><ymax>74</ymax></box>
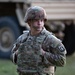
<box><xmin>30</xmin><ymin>19</ymin><xmax>44</xmax><ymax>31</ymax></box>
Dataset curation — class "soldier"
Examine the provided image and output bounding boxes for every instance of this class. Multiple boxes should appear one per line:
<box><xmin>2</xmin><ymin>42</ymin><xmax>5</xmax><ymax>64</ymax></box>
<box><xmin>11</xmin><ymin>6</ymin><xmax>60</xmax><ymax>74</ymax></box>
<box><xmin>11</xmin><ymin>6</ymin><xmax>67</xmax><ymax>75</ymax></box>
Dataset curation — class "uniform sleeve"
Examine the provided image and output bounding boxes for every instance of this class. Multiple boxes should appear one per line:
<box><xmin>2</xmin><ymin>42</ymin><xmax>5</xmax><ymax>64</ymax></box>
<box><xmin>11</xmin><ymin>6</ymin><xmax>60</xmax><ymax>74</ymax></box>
<box><xmin>11</xmin><ymin>31</ymin><xmax>29</xmax><ymax>64</ymax></box>
<box><xmin>11</xmin><ymin>35</ymin><xmax>22</xmax><ymax>64</ymax></box>
<box><xmin>12</xmin><ymin>35</ymin><xmax>22</xmax><ymax>53</ymax></box>
<box><xmin>43</xmin><ymin>34</ymin><xmax>67</xmax><ymax>66</ymax></box>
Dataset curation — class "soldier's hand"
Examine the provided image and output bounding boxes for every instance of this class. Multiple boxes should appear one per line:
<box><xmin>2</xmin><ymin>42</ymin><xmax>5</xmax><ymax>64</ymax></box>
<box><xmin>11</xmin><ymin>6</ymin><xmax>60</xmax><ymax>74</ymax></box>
<box><xmin>40</xmin><ymin>49</ymin><xmax>45</xmax><ymax>56</ymax></box>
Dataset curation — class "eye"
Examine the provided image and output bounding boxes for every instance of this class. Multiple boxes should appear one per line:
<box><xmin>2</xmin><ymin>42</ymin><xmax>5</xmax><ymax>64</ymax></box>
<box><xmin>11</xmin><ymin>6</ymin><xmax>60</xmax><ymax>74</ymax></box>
<box><xmin>33</xmin><ymin>19</ymin><xmax>38</xmax><ymax>22</ymax></box>
<box><xmin>41</xmin><ymin>19</ymin><xmax>44</xmax><ymax>22</ymax></box>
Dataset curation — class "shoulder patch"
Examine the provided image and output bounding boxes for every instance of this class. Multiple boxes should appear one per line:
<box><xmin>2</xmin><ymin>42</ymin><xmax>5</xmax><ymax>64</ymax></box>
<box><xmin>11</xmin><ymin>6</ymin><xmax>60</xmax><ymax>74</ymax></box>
<box><xmin>58</xmin><ymin>45</ymin><xmax>65</xmax><ymax>52</ymax></box>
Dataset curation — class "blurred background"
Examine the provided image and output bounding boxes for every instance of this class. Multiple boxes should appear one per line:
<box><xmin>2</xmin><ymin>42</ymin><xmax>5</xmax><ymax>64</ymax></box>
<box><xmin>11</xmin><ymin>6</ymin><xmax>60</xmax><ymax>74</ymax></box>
<box><xmin>0</xmin><ymin>0</ymin><xmax>75</xmax><ymax>75</ymax></box>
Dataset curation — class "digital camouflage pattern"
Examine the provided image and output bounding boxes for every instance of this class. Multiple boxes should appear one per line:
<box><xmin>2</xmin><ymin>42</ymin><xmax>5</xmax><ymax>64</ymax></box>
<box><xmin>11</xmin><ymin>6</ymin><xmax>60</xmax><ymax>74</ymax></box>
<box><xmin>24</xmin><ymin>6</ymin><xmax>47</xmax><ymax>23</ymax></box>
<box><xmin>17</xmin><ymin>31</ymin><xmax>50</xmax><ymax>73</ymax></box>
<box><xmin>12</xmin><ymin>28</ymin><xmax>66</xmax><ymax>75</ymax></box>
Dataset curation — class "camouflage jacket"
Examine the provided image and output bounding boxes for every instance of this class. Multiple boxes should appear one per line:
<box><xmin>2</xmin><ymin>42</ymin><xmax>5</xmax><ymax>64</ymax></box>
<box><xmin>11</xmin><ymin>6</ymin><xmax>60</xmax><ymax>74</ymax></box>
<box><xmin>12</xmin><ymin>28</ymin><xmax>67</xmax><ymax>74</ymax></box>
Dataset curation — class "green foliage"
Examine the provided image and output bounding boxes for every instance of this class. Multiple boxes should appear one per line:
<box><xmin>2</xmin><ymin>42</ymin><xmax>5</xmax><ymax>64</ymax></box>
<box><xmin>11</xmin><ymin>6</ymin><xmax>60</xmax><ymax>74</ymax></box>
<box><xmin>0</xmin><ymin>54</ymin><xmax>75</xmax><ymax>75</ymax></box>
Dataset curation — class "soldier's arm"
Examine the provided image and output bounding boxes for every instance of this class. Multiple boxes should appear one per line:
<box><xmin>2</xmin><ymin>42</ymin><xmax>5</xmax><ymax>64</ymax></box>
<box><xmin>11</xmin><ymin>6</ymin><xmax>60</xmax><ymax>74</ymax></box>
<box><xmin>42</xmin><ymin>35</ymin><xmax>67</xmax><ymax>66</ymax></box>
<box><xmin>11</xmin><ymin>31</ymin><xmax>29</xmax><ymax>64</ymax></box>
<box><xmin>11</xmin><ymin>35</ymin><xmax>22</xmax><ymax>64</ymax></box>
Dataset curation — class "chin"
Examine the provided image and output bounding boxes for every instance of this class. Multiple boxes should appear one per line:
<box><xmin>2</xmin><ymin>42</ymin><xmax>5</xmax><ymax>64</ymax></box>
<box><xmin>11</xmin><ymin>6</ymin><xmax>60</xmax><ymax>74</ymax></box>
<box><xmin>36</xmin><ymin>28</ymin><xmax>42</xmax><ymax>31</ymax></box>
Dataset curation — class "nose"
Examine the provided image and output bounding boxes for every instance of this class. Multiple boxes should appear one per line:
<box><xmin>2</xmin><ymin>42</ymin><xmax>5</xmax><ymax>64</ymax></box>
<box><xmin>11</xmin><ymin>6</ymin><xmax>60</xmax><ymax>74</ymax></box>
<box><xmin>38</xmin><ymin>20</ymin><xmax>41</xmax><ymax>25</ymax></box>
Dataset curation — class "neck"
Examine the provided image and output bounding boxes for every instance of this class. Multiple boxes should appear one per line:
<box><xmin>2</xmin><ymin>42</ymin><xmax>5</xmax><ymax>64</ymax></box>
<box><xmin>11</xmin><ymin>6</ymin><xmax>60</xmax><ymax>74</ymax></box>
<box><xmin>30</xmin><ymin>28</ymin><xmax>43</xmax><ymax>36</ymax></box>
<box><xmin>30</xmin><ymin>30</ymin><xmax>41</xmax><ymax>36</ymax></box>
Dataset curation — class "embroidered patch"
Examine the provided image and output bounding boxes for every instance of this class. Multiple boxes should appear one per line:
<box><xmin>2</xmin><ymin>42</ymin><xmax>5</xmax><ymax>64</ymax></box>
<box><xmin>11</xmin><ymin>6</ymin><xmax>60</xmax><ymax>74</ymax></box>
<box><xmin>58</xmin><ymin>45</ymin><xmax>65</xmax><ymax>52</ymax></box>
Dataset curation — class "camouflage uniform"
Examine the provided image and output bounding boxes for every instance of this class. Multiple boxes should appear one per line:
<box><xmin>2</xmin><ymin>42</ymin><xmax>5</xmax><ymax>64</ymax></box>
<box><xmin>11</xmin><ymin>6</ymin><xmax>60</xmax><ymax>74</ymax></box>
<box><xmin>11</xmin><ymin>6</ymin><xmax>67</xmax><ymax>75</ymax></box>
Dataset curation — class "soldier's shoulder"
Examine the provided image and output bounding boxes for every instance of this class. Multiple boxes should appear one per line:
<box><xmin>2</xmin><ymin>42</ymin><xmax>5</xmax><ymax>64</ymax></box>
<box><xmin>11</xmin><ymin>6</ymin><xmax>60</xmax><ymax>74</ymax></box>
<box><xmin>17</xmin><ymin>30</ymin><xmax>29</xmax><ymax>42</ymax></box>
<box><xmin>44</xmin><ymin>30</ymin><xmax>56</xmax><ymax>39</ymax></box>
<box><xmin>43</xmin><ymin>29</ymin><xmax>53</xmax><ymax>36</ymax></box>
<box><xmin>45</xmin><ymin>30</ymin><xmax>61</xmax><ymax>44</ymax></box>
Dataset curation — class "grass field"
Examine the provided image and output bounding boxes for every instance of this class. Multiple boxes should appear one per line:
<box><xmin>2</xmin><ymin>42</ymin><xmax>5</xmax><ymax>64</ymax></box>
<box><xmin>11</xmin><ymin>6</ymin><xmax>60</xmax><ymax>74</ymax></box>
<box><xmin>0</xmin><ymin>59</ymin><xmax>18</xmax><ymax>75</ymax></box>
<box><xmin>56</xmin><ymin>54</ymin><xmax>75</xmax><ymax>75</ymax></box>
<box><xmin>0</xmin><ymin>54</ymin><xmax>75</xmax><ymax>75</ymax></box>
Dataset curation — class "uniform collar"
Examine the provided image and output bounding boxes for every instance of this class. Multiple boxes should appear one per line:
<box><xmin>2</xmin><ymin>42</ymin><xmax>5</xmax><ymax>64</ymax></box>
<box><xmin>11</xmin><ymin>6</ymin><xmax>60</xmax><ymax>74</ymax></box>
<box><xmin>40</xmin><ymin>27</ymin><xmax>47</xmax><ymax>35</ymax></box>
